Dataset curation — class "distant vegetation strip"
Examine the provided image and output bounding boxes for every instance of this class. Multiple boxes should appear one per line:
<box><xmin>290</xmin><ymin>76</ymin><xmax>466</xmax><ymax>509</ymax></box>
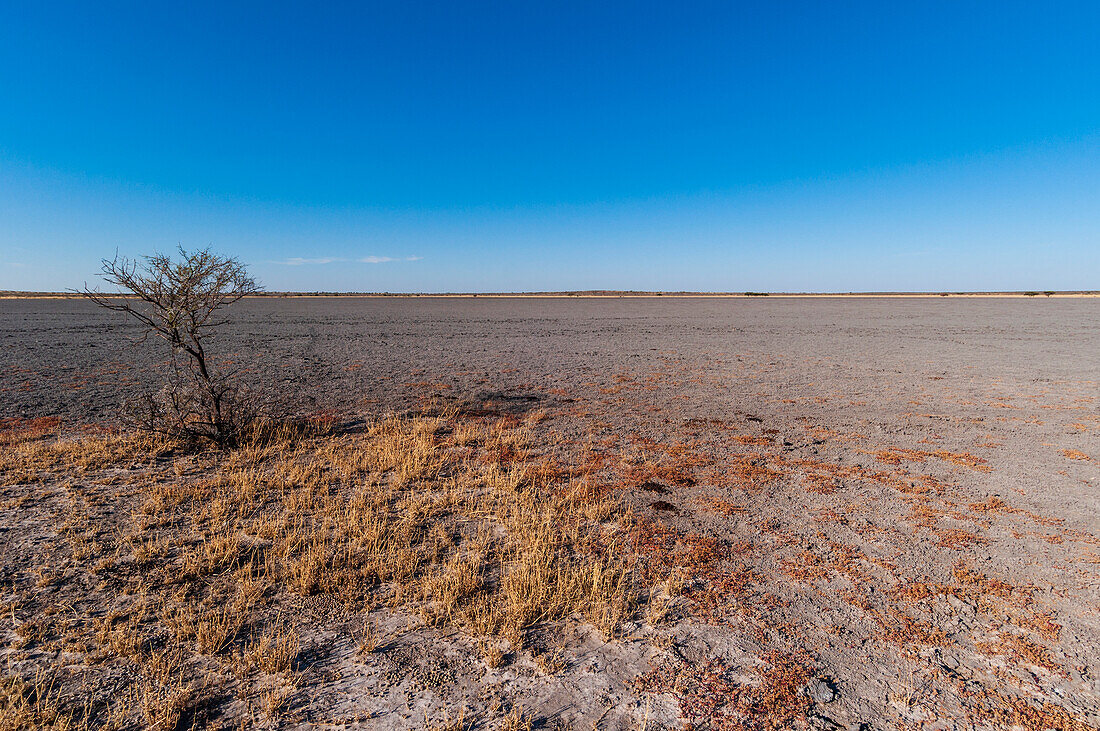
<box><xmin>4</xmin><ymin>290</ymin><xmax>1098</xmax><ymax>298</ymax></box>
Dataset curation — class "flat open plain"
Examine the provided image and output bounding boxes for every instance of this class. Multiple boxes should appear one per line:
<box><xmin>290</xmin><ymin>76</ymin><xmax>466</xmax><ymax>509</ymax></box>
<box><xmin>0</xmin><ymin>297</ymin><xmax>1097</xmax><ymax>729</ymax></box>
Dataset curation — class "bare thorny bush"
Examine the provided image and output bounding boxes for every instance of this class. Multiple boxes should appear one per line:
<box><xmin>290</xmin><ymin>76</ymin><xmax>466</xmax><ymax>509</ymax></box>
<box><xmin>80</xmin><ymin>247</ymin><xmax>262</xmax><ymax>447</ymax></box>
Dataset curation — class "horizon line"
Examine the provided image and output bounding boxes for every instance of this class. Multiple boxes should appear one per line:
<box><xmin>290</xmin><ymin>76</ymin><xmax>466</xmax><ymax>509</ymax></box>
<box><xmin>3</xmin><ymin>290</ymin><xmax>1097</xmax><ymax>299</ymax></box>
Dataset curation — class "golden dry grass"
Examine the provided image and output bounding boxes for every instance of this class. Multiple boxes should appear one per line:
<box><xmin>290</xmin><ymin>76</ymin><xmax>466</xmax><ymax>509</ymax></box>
<box><xmin>0</xmin><ymin>411</ymin><xmax>649</xmax><ymax>728</ymax></box>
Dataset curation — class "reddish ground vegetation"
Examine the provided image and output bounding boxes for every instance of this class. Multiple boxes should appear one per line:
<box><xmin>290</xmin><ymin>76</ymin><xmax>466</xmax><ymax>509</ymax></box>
<box><xmin>637</xmin><ymin>651</ymin><xmax>816</xmax><ymax>731</ymax></box>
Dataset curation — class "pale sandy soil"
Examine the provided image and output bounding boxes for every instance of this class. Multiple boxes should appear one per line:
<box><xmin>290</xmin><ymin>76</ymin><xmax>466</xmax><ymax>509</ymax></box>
<box><xmin>0</xmin><ymin>297</ymin><xmax>1097</xmax><ymax>729</ymax></box>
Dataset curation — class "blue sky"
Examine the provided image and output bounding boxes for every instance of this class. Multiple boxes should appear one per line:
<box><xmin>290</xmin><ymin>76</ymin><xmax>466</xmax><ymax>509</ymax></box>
<box><xmin>1</xmin><ymin>1</ymin><xmax>1098</xmax><ymax>292</ymax></box>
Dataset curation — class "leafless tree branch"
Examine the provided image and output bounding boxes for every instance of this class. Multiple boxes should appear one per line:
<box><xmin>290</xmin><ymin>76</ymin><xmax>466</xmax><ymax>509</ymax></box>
<box><xmin>78</xmin><ymin>247</ymin><xmax>262</xmax><ymax>446</ymax></box>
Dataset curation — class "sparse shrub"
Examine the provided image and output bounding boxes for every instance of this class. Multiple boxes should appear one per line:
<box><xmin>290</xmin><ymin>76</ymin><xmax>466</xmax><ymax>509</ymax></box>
<box><xmin>80</xmin><ymin>247</ymin><xmax>262</xmax><ymax>447</ymax></box>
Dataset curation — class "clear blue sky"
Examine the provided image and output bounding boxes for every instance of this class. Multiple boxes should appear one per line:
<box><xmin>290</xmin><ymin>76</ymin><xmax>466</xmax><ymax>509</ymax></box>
<box><xmin>2</xmin><ymin>1</ymin><xmax>1098</xmax><ymax>292</ymax></box>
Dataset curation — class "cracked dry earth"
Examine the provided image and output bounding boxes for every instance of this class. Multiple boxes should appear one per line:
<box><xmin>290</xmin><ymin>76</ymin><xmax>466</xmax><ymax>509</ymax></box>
<box><xmin>0</xmin><ymin>296</ymin><xmax>1098</xmax><ymax>729</ymax></box>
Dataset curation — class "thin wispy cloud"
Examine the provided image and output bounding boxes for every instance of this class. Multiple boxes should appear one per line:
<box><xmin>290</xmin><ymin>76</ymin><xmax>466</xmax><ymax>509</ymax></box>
<box><xmin>271</xmin><ymin>256</ymin><xmax>422</xmax><ymax>266</ymax></box>
<box><xmin>276</xmin><ymin>257</ymin><xmax>342</xmax><ymax>266</ymax></box>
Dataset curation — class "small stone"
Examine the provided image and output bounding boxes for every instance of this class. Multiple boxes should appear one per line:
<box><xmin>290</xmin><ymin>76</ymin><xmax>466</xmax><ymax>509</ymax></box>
<box><xmin>806</xmin><ymin>677</ymin><xmax>837</xmax><ymax>703</ymax></box>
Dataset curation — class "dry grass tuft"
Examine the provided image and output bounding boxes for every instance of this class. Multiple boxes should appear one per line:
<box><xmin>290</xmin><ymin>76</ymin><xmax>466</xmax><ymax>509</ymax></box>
<box><xmin>0</xmin><ymin>410</ymin><xmax>653</xmax><ymax>728</ymax></box>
